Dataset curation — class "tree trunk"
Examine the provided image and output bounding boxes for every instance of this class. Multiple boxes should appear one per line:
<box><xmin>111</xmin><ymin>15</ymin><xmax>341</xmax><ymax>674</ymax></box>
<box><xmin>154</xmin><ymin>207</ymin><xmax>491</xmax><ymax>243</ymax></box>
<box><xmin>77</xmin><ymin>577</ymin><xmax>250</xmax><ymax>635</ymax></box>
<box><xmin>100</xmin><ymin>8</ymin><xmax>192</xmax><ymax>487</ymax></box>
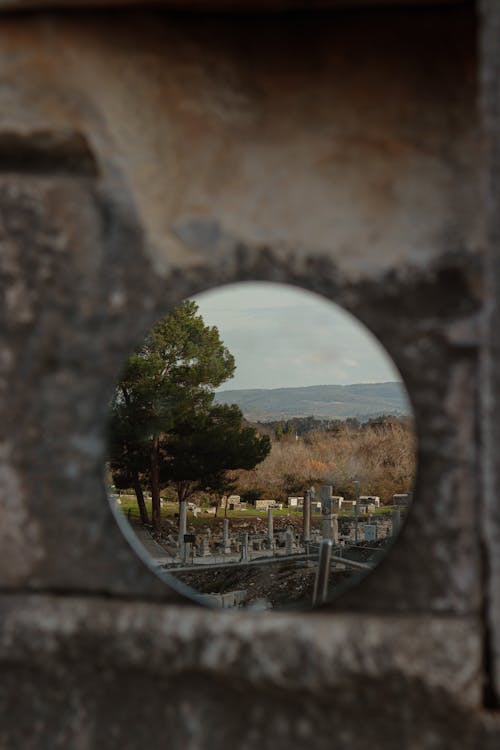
<box><xmin>133</xmin><ymin>471</ymin><xmax>150</xmax><ymax>525</ymax></box>
<box><xmin>177</xmin><ymin>481</ymin><xmax>193</xmax><ymax>504</ymax></box>
<box><xmin>121</xmin><ymin>385</ymin><xmax>150</xmax><ymax>526</ymax></box>
<box><xmin>150</xmin><ymin>436</ymin><xmax>161</xmax><ymax>532</ymax></box>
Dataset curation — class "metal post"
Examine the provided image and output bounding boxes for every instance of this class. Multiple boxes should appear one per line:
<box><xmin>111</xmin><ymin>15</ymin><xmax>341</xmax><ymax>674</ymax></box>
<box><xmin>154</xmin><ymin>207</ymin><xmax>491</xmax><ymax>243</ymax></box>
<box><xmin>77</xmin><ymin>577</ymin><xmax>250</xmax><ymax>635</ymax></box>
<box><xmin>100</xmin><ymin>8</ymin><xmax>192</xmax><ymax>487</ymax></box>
<box><xmin>178</xmin><ymin>500</ymin><xmax>187</xmax><ymax>545</ymax></box>
<box><xmin>312</xmin><ymin>539</ymin><xmax>333</xmax><ymax>606</ymax></box>
<box><xmin>303</xmin><ymin>489</ymin><xmax>311</xmax><ymax>549</ymax></box>
<box><xmin>177</xmin><ymin>500</ymin><xmax>188</xmax><ymax>560</ymax></box>
<box><xmin>353</xmin><ymin>478</ymin><xmax>359</xmax><ymax>544</ymax></box>
<box><xmin>223</xmin><ymin>518</ymin><xmax>230</xmax><ymax>553</ymax></box>
<box><xmin>267</xmin><ymin>507</ymin><xmax>274</xmax><ymax>550</ymax></box>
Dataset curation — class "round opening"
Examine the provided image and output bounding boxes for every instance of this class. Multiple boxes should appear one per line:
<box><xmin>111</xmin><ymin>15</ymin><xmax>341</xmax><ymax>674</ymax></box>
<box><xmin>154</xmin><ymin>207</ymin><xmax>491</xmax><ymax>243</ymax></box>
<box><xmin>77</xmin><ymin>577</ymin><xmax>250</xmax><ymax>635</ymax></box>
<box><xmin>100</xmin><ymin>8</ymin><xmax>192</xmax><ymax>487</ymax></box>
<box><xmin>106</xmin><ymin>281</ymin><xmax>416</xmax><ymax>610</ymax></box>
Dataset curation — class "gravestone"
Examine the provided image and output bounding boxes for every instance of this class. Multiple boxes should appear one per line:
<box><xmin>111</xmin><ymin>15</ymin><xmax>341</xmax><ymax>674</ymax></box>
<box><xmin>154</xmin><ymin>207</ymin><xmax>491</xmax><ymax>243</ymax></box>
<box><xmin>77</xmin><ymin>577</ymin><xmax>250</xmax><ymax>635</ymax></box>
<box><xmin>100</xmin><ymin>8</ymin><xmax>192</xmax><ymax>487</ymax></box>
<box><xmin>199</xmin><ymin>536</ymin><xmax>211</xmax><ymax>557</ymax></box>
<box><xmin>364</xmin><ymin>524</ymin><xmax>377</xmax><ymax>542</ymax></box>
<box><xmin>240</xmin><ymin>533</ymin><xmax>249</xmax><ymax>562</ymax></box>
<box><xmin>321</xmin><ymin>485</ymin><xmax>339</xmax><ymax>544</ymax></box>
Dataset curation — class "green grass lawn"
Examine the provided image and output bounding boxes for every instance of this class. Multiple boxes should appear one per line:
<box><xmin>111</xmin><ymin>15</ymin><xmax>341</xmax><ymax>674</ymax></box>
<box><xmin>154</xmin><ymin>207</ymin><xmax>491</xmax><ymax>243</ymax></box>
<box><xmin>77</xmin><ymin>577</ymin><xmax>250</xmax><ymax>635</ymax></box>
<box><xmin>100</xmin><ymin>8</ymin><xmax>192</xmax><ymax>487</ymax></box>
<box><xmin>114</xmin><ymin>495</ymin><xmax>396</xmax><ymax>524</ymax></box>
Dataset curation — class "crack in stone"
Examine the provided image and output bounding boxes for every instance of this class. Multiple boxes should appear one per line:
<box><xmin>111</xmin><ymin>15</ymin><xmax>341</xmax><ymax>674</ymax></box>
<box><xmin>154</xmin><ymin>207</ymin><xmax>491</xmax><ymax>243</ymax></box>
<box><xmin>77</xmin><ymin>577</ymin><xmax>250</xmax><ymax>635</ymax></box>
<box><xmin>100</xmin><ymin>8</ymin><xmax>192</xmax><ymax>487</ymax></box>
<box><xmin>0</xmin><ymin>130</ymin><xmax>98</xmax><ymax>177</ymax></box>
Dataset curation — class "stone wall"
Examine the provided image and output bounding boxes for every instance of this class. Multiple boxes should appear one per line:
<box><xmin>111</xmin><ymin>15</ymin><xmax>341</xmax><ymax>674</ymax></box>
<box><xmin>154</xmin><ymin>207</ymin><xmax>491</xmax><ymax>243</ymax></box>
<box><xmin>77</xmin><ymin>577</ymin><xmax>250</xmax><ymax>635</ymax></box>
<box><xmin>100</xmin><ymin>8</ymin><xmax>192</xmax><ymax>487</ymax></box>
<box><xmin>2</xmin><ymin>1</ymin><xmax>500</xmax><ymax>747</ymax></box>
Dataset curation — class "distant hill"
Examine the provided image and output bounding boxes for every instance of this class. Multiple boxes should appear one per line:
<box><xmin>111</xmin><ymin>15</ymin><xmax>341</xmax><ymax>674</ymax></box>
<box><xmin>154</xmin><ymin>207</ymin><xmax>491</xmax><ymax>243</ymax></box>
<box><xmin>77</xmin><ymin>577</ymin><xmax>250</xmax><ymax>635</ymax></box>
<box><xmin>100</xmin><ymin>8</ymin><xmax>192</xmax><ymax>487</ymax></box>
<box><xmin>214</xmin><ymin>382</ymin><xmax>411</xmax><ymax>421</ymax></box>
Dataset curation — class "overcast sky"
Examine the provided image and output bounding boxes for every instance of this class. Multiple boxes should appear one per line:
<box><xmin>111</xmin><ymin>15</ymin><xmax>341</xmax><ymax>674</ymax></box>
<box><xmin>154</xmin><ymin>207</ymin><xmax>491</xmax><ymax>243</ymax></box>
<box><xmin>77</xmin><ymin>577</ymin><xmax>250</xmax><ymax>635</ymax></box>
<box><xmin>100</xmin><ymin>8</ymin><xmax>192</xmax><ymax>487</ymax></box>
<box><xmin>191</xmin><ymin>282</ymin><xmax>401</xmax><ymax>391</ymax></box>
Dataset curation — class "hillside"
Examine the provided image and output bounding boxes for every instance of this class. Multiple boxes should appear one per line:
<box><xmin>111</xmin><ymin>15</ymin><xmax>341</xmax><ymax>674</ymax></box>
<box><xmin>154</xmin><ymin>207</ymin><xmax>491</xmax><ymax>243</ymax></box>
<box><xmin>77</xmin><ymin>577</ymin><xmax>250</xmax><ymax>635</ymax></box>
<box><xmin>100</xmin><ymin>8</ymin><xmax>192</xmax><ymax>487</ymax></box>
<box><xmin>214</xmin><ymin>382</ymin><xmax>410</xmax><ymax>421</ymax></box>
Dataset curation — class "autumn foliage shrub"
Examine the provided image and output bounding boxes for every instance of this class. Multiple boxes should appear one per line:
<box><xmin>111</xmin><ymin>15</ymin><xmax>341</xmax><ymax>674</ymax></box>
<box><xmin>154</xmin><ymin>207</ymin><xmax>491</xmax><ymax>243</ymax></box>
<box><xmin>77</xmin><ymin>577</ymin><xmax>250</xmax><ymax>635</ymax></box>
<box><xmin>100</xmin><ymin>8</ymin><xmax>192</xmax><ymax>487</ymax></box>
<box><xmin>232</xmin><ymin>417</ymin><xmax>416</xmax><ymax>504</ymax></box>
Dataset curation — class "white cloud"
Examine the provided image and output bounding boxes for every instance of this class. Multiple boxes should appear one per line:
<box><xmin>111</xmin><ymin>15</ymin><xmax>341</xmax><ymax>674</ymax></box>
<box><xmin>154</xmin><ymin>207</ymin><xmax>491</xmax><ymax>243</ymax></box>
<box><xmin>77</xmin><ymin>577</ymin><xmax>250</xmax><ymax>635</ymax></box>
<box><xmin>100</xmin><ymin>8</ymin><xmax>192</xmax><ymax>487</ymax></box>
<box><xmin>192</xmin><ymin>282</ymin><xmax>400</xmax><ymax>390</ymax></box>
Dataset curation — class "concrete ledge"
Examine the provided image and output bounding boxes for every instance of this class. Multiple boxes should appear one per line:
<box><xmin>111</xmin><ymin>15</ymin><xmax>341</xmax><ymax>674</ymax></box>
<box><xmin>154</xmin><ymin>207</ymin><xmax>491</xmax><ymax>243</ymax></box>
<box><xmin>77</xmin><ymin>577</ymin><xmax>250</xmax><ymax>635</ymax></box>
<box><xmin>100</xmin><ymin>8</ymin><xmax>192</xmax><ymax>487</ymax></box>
<box><xmin>0</xmin><ymin>593</ymin><xmax>488</xmax><ymax>749</ymax></box>
<box><xmin>0</xmin><ymin>594</ymin><xmax>482</xmax><ymax>705</ymax></box>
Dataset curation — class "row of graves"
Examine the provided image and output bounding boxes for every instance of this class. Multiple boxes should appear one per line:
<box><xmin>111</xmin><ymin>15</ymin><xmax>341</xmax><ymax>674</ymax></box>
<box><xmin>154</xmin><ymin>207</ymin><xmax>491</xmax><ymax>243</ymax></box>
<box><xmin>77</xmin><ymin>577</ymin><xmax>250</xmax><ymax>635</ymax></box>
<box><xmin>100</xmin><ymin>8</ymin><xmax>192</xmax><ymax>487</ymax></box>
<box><xmin>218</xmin><ymin>491</ymin><xmax>411</xmax><ymax>514</ymax></box>
<box><xmin>287</xmin><ymin>492</ymin><xmax>411</xmax><ymax>513</ymax></box>
<box><xmin>170</xmin><ymin>487</ymin><xmax>410</xmax><ymax>566</ymax></box>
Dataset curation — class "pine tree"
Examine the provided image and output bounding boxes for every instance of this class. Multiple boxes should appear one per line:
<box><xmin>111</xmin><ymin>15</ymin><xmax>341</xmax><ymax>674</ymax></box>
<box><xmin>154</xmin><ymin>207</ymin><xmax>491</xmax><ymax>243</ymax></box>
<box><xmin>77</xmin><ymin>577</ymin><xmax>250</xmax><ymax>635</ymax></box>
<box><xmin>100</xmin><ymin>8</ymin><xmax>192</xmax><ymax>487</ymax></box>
<box><xmin>108</xmin><ymin>301</ymin><xmax>270</xmax><ymax>532</ymax></box>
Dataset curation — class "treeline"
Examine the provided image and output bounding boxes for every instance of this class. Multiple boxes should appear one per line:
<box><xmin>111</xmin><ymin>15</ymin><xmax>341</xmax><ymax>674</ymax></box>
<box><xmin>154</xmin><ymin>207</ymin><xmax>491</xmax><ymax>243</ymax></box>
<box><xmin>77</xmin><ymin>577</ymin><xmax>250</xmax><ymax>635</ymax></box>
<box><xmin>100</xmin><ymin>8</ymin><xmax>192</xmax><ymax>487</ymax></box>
<box><xmin>232</xmin><ymin>415</ymin><xmax>416</xmax><ymax>505</ymax></box>
<box><xmin>259</xmin><ymin>414</ymin><xmax>413</xmax><ymax>438</ymax></box>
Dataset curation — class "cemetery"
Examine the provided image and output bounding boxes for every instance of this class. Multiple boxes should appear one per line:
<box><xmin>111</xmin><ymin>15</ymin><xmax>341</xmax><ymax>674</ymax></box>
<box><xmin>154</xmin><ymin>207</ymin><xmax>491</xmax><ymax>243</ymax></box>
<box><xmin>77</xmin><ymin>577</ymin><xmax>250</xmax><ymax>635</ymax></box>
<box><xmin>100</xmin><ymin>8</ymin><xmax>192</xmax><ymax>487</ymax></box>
<box><xmin>3</xmin><ymin>3</ymin><xmax>500</xmax><ymax>746</ymax></box>
<box><xmin>123</xmin><ymin>485</ymin><xmax>407</xmax><ymax>609</ymax></box>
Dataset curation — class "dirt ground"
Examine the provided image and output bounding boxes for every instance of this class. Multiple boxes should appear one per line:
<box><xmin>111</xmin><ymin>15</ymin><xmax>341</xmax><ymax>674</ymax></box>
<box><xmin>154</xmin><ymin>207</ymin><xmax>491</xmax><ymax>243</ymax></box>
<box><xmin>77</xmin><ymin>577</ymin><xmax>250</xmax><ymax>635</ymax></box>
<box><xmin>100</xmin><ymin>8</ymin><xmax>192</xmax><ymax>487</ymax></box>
<box><xmin>142</xmin><ymin>517</ymin><xmax>391</xmax><ymax>610</ymax></box>
<box><xmin>172</xmin><ymin>542</ymin><xmax>389</xmax><ymax>610</ymax></box>
<box><xmin>174</xmin><ymin>559</ymin><xmax>355</xmax><ymax>609</ymax></box>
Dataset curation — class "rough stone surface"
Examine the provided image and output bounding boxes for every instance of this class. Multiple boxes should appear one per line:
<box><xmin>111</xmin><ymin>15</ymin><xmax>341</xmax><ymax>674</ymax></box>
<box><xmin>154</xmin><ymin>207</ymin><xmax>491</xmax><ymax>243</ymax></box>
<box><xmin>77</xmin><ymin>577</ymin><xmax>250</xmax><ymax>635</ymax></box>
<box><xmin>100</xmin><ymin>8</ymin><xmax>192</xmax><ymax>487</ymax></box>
<box><xmin>480</xmin><ymin>0</ymin><xmax>500</xmax><ymax>704</ymax></box>
<box><xmin>0</xmin><ymin>9</ymin><xmax>479</xmax><ymax>277</ymax></box>
<box><xmin>0</xmin><ymin>175</ymin><xmax>183</xmax><ymax>599</ymax></box>
<box><xmin>0</xmin><ymin>6</ymin><xmax>483</xmax><ymax>615</ymax></box>
<box><xmin>0</xmin><ymin>595</ymin><xmax>485</xmax><ymax>749</ymax></box>
<box><xmin>0</xmin><ymin>2</ymin><xmax>499</xmax><ymax>747</ymax></box>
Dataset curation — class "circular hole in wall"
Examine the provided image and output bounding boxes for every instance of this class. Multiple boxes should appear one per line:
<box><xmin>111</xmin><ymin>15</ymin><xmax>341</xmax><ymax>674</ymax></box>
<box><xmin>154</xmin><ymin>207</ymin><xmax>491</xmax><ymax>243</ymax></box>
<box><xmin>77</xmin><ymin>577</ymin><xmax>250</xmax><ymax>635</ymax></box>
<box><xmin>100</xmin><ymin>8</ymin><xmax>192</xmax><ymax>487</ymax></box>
<box><xmin>106</xmin><ymin>282</ymin><xmax>416</xmax><ymax>610</ymax></box>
